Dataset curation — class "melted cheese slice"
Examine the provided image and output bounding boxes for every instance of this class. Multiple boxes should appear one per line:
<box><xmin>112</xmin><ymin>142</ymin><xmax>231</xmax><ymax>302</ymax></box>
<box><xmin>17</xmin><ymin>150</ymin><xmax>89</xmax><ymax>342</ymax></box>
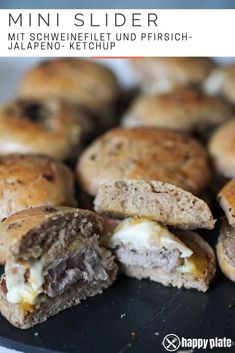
<box><xmin>5</xmin><ymin>257</ymin><xmax>45</xmax><ymax>306</ymax></box>
<box><xmin>111</xmin><ymin>217</ymin><xmax>207</xmax><ymax>277</ymax></box>
<box><xmin>111</xmin><ymin>217</ymin><xmax>192</xmax><ymax>258</ymax></box>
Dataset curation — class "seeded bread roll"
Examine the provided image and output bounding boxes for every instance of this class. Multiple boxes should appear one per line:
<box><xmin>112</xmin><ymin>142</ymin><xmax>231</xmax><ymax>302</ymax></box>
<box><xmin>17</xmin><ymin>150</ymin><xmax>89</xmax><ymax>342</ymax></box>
<box><xmin>0</xmin><ymin>99</ymin><xmax>92</xmax><ymax>160</ymax></box>
<box><xmin>77</xmin><ymin>128</ymin><xmax>211</xmax><ymax>196</ymax></box>
<box><xmin>95</xmin><ymin>178</ymin><xmax>215</xmax><ymax>292</ymax></box>
<box><xmin>218</xmin><ymin>179</ymin><xmax>235</xmax><ymax>226</ymax></box>
<box><xmin>216</xmin><ymin>219</ymin><xmax>235</xmax><ymax>282</ymax></box>
<box><xmin>209</xmin><ymin>119</ymin><xmax>235</xmax><ymax>178</ymax></box>
<box><xmin>94</xmin><ymin>180</ymin><xmax>215</xmax><ymax>230</ymax></box>
<box><xmin>204</xmin><ymin>65</ymin><xmax>235</xmax><ymax>104</ymax></box>
<box><xmin>122</xmin><ymin>89</ymin><xmax>233</xmax><ymax>132</ymax></box>
<box><xmin>0</xmin><ymin>207</ymin><xmax>118</xmax><ymax>328</ymax></box>
<box><xmin>131</xmin><ymin>57</ymin><xmax>214</xmax><ymax>93</ymax></box>
<box><xmin>18</xmin><ymin>58</ymin><xmax>120</xmax><ymax>115</ymax></box>
<box><xmin>0</xmin><ymin>154</ymin><xmax>76</xmax><ymax>224</ymax></box>
<box><xmin>121</xmin><ymin>230</ymin><xmax>216</xmax><ymax>292</ymax></box>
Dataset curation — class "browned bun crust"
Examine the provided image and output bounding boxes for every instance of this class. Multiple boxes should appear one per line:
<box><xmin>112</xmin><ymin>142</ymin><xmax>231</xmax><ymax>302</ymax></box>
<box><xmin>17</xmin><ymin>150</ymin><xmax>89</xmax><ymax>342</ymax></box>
<box><xmin>131</xmin><ymin>57</ymin><xmax>214</xmax><ymax>93</ymax></box>
<box><xmin>18</xmin><ymin>58</ymin><xmax>120</xmax><ymax>114</ymax></box>
<box><xmin>216</xmin><ymin>219</ymin><xmax>235</xmax><ymax>282</ymax></box>
<box><xmin>122</xmin><ymin>89</ymin><xmax>233</xmax><ymax>131</ymax></box>
<box><xmin>218</xmin><ymin>179</ymin><xmax>235</xmax><ymax>226</ymax></box>
<box><xmin>0</xmin><ymin>206</ymin><xmax>107</xmax><ymax>263</ymax></box>
<box><xmin>0</xmin><ymin>154</ymin><xmax>76</xmax><ymax>223</ymax></box>
<box><xmin>94</xmin><ymin>180</ymin><xmax>215</xmax><ymax>230</ymax></box>
<box><xmin>209</xmin><ymin>119</ymin><xmax>235</xmax><ymax>178</ymax></box>
<box><xmin>77</xmin><ymin>127</ymin><xmax>211</xmax><ymax>196</ymax></box>
<box><xmin>0</xmin><ymin>99</ymin><xmax>91</xmax><ymax>160</ymax></box>
<box><xmin>223</xmin><ymin>65</ymin><xmax>235</xmax><ymax>103</ymax></box>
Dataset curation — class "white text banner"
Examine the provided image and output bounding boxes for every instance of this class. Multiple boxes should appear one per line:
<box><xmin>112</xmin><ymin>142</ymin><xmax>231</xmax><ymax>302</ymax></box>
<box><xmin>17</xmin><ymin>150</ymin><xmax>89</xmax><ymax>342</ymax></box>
<box><xmin>0</xmin><ymin>9</ymin><xmax>234</xmax><ymax>56</ymax></box>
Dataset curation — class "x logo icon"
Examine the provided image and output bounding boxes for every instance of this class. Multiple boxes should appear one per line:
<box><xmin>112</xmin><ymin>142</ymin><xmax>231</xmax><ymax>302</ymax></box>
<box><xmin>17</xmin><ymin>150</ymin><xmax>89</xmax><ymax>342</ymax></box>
<box><xmin>162</xmin><ymin>334</ymin><xmax>181</xmax><ymax>352</ymax></box>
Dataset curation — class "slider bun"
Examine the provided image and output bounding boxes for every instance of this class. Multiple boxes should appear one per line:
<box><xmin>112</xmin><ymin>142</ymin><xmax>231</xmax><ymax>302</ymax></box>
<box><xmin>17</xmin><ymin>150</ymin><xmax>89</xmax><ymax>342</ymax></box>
<box><xmin>0</xmin><ymin>206</ymin><xmax>117</xmax><ymax>328</ymax></box>
<box><xmin>209</xmin><ymin>119</ymin><xmax>235</xmax><ymax>178</ymax></box>
<box><xmin>77</xmin><ymin>127</ymin><xmax>211</xmax><ymax>196</ymax></box>
<box><xmin>18</xmin><ymin>58</ymin><xmax>120</xmax><ymax>114</ymax></box>
<box><xmin>0</xmin><ymin>206</ymin><xmax>106</xmax><ymax>264</ymax></box>
<box><xmin>216</xmin><ymin>219</ymin><xmax>235</xmax><ymax>282</ymax></box>
<box><xmin>94</xmin><ymin>180</ymin><xmax>215</xmax><ymax>230</ymax></box>
<box><xmin>0</xmin><ymin>271</ymin><xmax>117</xmax><ymax>329</ymax></box>
<box><xmin>218</xmin><ymin>179</ymin><xmax>235</xmax><ymax>226</ymax></box>
<box><xmin>223</xmin><ymin>65</ymin><xmax>235</xmax><ymax>104</ymax></box>
<box><xmin>0</xmin><ymin>154</ymin><xmax>76</xmax><ymax>223</ymax></box>
<box><xmin>120</xmin><ymin>230</ymin><xmax>216</xmax><ymax>292</ymax></box>
<box><xmin>122</xmin><ymin>89</ymin><xmax>233</xmax><ymax>131</ymax></box>
<box><xmin>0</xmin><ymin>99</ymin><xmax>91</xmax><ymax>160</ymax></box>
<box><xmin>131</xmin><ymin>57</ymin><xmax>214</xmax><ymax>93</ymax></box>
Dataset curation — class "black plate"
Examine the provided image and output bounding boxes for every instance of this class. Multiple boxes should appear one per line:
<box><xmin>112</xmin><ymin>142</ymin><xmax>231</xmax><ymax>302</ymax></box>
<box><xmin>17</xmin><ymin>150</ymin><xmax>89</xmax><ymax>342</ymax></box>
<box><xmin>0</xmin><ymin>226</ymin><xmax>235</xmax><ymax>353</ymax></box>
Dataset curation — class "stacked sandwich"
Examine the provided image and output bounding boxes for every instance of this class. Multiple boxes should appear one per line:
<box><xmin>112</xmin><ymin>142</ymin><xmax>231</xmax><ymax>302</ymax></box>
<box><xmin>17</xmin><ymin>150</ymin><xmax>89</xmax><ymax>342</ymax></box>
<box><xmin>0</xmin><ymin>207</ymin><xmax>118</xmax><ymax>328</ymax></box>
<box><xmin>94</xmin><ymin>180</ymin><xmax>216</xmax><ymax>292</ymax></box>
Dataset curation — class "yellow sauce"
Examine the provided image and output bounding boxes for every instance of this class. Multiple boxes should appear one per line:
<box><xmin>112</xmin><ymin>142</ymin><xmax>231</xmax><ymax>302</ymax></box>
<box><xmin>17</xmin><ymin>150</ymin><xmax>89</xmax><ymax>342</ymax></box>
<box><xmin>20</xmin><ymin>300</ymin><xmax>34</xmax><ymax>313</ymax></box>
<box><xmin>184</xmin><ymin>255</ymin><xmax>207</xmax><ymax>277</ymax></box>
<box><xmin>181</xmin><ymin>238</ymin><xmax>208</xmax><ymax>277</ymax></box>
<box><xmin>69</xmin><ymin>238</ymin><xmax>83</xmax><ymax>253</ymax></box>
<box><xmin>129</xmin><ymin>217</ymin><xmax>145</xmax><ymax>225</ymax></box>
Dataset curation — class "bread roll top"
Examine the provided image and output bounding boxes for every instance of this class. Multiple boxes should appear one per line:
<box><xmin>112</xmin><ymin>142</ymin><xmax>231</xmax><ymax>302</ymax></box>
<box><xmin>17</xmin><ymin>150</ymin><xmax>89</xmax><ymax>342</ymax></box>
<box><xmin>0</xmin><ymin>207</ymin><xmax>107</xmax><ymax>263</ymax></box>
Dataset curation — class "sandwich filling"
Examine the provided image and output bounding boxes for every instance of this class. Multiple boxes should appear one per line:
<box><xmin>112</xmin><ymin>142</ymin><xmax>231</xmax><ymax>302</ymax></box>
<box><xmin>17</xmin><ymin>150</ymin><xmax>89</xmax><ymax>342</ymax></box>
<box><xmin>5</xmin><ymin>257</ymin><xmax>45</xmax><ymax>306</ymax></box>
<box><xmin>109</xmin><ymin>217</ymin><xmax>207</xmax><ymax>277</ymax></box>
<box><xmin>2</xmin><ymin>243</ymin><xmax>110</xmax><ymax>309</ymax></box>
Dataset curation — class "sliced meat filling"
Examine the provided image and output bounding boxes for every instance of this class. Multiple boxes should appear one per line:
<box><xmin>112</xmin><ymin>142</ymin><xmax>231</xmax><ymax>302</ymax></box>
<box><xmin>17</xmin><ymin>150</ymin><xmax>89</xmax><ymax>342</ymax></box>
<box><xmin>0</xmin><ymin>274</ymin><xmax>7</xmax><ymax>294</ymax></box>
<box><xmin>114</xmin><ymin>245</ymin><xmax>183</xmax><ymax>272</ymax></box>
<box><xmin>44</xmin><ymin>248</ymin><xmax>108</xmax><ymax>298</ymax></box>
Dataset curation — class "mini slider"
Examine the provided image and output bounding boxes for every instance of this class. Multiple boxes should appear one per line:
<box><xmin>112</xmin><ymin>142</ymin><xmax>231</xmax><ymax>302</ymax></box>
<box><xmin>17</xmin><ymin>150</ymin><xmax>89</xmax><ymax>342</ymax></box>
<box><xmin>0</xmin><ymin>207</ymin><xmax>117</xmax><ymax>328</ymax></box>
<box><xmin>95</xmin><ymin>180</ymin><xmax>216</xmax><ymax>292</ymax></box>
